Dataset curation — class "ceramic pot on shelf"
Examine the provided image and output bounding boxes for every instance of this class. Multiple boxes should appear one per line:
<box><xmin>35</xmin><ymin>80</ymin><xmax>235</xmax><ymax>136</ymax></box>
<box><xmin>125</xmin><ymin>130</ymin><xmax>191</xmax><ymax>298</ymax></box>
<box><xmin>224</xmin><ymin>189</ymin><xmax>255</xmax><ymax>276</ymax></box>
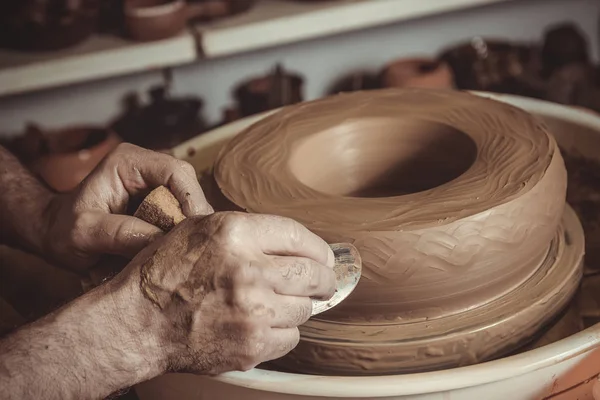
<box><xmin>380</xmin><ymin>57</ymin><xmax>454</xmax><ymax>89</ymax></box>
<box><xmin>327</xmin><ymin>71</ymin><xmax>381</xmax><ymax>95</ymax></box>
<box><xmin>0</xmin><ymin>0</ymin><xmax>100</xmax><ymax>51</ymax></box>
<box><xmin>541</xmin><ymin>23</ymin><xmax>589</xmax><ymax>78</ymax></box>
<box><xmin>186</xmin><ymin>0</ymin><xmax>255</xmax><ymax>23</ymax></box>
<box><xmin>98</xmin><ymin>0</ymin><xmax>125</xmax><ymax>34</ymax></box>
<box><xmin>439</xmin><ymin>38</ymin><xmax>543</xmax><ymax>97</ymax></box>
<box><xmin>111</xmin><ymin>85</ymin><xmax>206</xmax><ymax>152</ymax></box>
<box><xmin>232</xmin><ymin>64</ymin><xmax>304</xmax><ymax>120</ymax></box>
<box><xmin>27</xmin><ymin>125</ymin><xmax>121</xmax><ymax>193</ymax></box>
<box><xmin>124</xmin><ymin>0</ymin><xmax>255</xmax><ymax>41</ymax></box>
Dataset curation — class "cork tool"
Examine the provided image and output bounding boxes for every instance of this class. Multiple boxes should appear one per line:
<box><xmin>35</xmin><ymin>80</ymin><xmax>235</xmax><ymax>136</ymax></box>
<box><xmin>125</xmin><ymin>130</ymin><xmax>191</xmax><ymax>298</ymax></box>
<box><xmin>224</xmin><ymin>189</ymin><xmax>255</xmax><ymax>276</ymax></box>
<box><xmin>134</xmin><ymin>186</ymin><xmax>362</xmax><ymax>316</ymax></box>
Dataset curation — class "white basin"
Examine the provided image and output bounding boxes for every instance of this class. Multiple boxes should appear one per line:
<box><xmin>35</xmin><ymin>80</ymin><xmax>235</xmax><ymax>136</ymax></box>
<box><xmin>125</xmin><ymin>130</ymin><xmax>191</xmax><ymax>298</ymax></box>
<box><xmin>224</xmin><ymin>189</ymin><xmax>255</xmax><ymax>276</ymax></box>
<box><xmin>135</xmin><ymin>93</ymin><xmax>600</xmax><ymax>400</ymax></box>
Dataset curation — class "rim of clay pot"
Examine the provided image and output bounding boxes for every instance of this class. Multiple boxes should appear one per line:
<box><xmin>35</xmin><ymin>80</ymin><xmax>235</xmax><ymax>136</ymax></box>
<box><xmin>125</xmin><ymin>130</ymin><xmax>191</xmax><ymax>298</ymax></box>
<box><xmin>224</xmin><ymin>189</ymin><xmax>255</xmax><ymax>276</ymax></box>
<box><xmin>171</xmin><ymin>93</ymin><xmax>600</xmax><ymax>397</ymax></box>
<box><xmin>125</xmin><ymin>0</ymin><xmax>185</xmax><ymax>18</ymax></box>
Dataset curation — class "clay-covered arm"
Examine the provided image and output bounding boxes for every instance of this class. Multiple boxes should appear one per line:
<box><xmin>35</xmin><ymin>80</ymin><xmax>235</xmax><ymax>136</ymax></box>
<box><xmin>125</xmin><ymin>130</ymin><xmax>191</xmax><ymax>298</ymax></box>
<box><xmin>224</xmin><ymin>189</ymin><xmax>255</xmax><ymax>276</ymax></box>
<box><xmin>0</xmin><ymin>145</ymin><xmax>54</xmax><ymax>254</ymax></box>
<box><xmin>0</xmin><ymin>278</ymin><xmax>165</xmax><ymax>400</ymax></box>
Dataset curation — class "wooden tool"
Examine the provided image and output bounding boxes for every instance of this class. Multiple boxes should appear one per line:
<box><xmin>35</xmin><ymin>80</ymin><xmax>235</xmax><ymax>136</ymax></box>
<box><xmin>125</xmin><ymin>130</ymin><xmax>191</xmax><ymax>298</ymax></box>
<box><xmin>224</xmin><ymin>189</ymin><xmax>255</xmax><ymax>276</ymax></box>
<box><xmin>134</xmin><ymin>185</ymin><xmax>362</xmax><ymax>316</ymax></box>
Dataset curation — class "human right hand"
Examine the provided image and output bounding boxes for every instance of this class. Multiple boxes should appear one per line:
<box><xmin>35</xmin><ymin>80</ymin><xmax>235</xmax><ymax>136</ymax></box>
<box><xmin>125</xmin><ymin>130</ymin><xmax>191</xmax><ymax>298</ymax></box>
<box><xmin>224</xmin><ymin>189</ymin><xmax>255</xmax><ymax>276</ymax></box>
<box><xmin>110</xmin><ymin>211</ymin><xmax>336</xmax><ymax>374</ymax></box>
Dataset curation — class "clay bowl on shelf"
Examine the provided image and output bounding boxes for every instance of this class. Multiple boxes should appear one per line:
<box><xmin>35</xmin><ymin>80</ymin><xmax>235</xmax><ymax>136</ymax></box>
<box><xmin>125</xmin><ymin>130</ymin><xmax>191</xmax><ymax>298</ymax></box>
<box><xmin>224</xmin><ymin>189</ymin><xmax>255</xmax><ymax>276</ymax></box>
<box><xmin>124</xmin><ymin>0</ymin><xmax>254</xmax><ymax>41</ymax></box>
<box><xmin>134</xmin><ymin>94</ymin><xmax>600</xmax><ymax>400</ymax></box>
<box><xmin>380</xmin><ymin>57</ymin><xmax>454</xmax><ymax>89</ymax></box>
<box><xmin>0</xmin><ymin>0</ymin><xmax>100</xmax><ymax>51</ymax></box>
<box><xmin>31</xmin><ymin>125</ymin><xmax>121</xmax><ymax>193</ymax></box>
<box><xmin>124</xmin><ymin>0</ymin><xmax>189</xmax><ymax>41</ymax></box>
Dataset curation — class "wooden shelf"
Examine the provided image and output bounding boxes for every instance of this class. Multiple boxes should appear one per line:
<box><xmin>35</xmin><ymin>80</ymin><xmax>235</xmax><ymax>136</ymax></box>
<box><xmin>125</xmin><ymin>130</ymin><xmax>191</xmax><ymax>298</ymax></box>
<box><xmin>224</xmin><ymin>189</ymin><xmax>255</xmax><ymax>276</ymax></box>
<box><xmin>0</xmin><ymin>0</ymin><xmax>513</xmax><ymax>97</ymax></box>
<box><xmin>0</xmin><ymin>33</ymin><xmax>197</xmax><ymax>97</ymax></box>
<box><xmin>195</xmin><ymin>0</ymin><xmax>513</xmax><ymax>58</ymax></box>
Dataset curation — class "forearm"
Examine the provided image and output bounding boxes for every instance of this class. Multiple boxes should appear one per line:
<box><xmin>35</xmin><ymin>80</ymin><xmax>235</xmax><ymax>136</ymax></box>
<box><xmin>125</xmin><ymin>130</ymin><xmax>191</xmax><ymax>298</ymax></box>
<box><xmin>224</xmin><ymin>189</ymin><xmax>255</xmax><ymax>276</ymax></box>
<box><xmin>0</xmin><ymin>146</ymin><xmax>54</xmax><ymax>254</ymax></box>
<box><xmin>0</xmin><ymin>277</ymin><xmax>166</xmax><ymax>400</ymax></box>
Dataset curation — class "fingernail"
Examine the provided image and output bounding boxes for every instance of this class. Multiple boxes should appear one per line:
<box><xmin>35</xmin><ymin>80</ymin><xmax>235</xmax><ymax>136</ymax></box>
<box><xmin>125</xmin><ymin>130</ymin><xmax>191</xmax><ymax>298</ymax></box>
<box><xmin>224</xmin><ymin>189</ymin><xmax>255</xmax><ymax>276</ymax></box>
<box><xmin>326</xmin><ymin>246</ymin><xmax>335</xmax><ymax>268</ymax></box>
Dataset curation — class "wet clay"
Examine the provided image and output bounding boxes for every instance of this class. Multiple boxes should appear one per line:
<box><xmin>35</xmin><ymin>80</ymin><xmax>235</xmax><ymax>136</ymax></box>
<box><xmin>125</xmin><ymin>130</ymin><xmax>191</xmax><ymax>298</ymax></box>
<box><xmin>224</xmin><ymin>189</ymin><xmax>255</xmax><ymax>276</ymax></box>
<box><xmin>215</xmin><ymin>89</ymin><xmax>567</xmax><ymax>321</ymax></box>
<box><xmin>213</xmin><ymin>89</ymin><xmax>581</xmax><ymax>374</ymax></box>
<box><xmin>278</xmin><ymin>206</ymin><xmax>584</xmax><ymax>374</ymax></box>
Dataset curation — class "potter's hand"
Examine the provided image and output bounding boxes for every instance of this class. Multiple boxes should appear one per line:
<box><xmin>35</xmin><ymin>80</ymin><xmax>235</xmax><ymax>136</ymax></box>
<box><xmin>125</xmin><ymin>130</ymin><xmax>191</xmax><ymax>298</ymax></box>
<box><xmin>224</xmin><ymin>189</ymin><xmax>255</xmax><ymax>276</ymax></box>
<box><xmin>45</xmin><ymin>143</ymin><xmax>213</xmax><ymax>272</ymax></box>
<box><xmin>0</xmin><ymin>212</ymin><xmax>334</xmax><ymax>399</ymax></box>
<box><xmin>122</xmin><ymin>212</ymin><xmax>336</xmax><ymax>374</ymax></box>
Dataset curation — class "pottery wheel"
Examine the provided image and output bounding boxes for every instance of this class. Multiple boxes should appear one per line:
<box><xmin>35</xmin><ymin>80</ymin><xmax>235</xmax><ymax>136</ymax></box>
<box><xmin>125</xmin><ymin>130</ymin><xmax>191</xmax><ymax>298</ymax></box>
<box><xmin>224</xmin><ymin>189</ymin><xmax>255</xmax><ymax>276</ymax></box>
<box><xmin>213</xmin><ymin>89</ymin><xmax>585</xmax><ymax>374</ymax></box>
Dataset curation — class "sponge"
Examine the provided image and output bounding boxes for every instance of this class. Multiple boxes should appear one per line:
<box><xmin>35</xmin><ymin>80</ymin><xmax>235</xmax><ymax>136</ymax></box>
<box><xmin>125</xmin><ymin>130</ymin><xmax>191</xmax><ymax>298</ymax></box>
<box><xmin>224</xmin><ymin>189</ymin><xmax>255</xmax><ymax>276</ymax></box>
<box><xmin>134</xmin><ymin>186</ymin><xmax>185</xmax><ymax>231</ymax></box>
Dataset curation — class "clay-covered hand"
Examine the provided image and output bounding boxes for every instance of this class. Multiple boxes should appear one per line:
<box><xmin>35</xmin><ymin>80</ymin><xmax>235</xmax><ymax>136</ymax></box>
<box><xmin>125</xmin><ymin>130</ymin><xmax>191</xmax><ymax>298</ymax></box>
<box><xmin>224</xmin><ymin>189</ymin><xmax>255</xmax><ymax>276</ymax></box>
<box><xmin>44</xmin><ymin>143</ymin><xmax>213</xmax><ymax>272</ymax></box>
<box><xmin>113</xmin><ymin>212</ymin><xmax>336</xmax><ymax>374</ymax></box>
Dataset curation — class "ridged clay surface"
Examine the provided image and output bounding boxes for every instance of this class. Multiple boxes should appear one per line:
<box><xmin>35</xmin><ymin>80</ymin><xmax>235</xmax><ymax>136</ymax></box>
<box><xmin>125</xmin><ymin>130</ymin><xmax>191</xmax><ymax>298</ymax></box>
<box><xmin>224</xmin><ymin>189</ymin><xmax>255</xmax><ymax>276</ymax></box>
<box><xmin>214</xmin><ymin>89</ymin><xmax>579</xmax><ymax>374</ymax></box>
<box><xmin>215</xmin><ymin>89</ymin><xmax>567</xmax><ymax>321</ymax></box>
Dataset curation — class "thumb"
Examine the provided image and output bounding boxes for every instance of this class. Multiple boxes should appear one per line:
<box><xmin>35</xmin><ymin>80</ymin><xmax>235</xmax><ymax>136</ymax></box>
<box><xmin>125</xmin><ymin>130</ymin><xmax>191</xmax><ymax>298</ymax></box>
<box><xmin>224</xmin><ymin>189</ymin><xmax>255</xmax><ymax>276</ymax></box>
<box><xmin>84</xmin><ymin>213</ymin><xmax>164</xmax><ymax>258</ymax></box>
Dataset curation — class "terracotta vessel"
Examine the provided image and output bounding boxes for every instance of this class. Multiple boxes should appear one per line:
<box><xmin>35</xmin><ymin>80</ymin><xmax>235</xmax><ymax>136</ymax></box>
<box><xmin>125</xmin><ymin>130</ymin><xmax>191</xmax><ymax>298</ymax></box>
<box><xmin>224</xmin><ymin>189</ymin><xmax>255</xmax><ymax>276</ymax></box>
<box><xmin>124</xmin><ymin>0</ymin><xmax>254</xmax><ymax>41</ymax></box>
<box><xmin>124</xmin><ymin>0</ymin><xmax>189</xmax><ymax>41</ymax></box>
<box><xmin>327</xmin><ymin>71</ymin><xmax>381</xmax><ymax>95</ymax></box>
<box><xmin>135</xmin><ymin>94</ymin><xmax>598</xmax><ymax>399</ymax></box>
<box><xmin>0</xmin><ymin>0</ymin><xmax>100</xmax><ymax>51</ymax></box>
<box><xmin>30</xmin><ymin>125</ymin><xmax>121</xmax><ymax>192</ymax></box>
<box><xmin>230</xmin><ymin>64</ymin><xmax>304</xmax><ymax>120</ymax></box>
<box><xmin>111</xmin><ymin>85</ymin><xmax>205</xmax><ymax>152</ymax></box>
<box><xmin>440</xmin><ymin>38</ymin><xmax>542</xmax><ymax>96</ymax></box>
<box><xmin>186</xmin><ymin>0</ymin><xmax>255</xmax><ymax>23</ymax></box>
<box><xmin>380</xmin><ymin>58</ymin><xmax>454</xmax><ymax>89</ymax></box>
<box><xmin>541</xmin><ymin>23</ymin><xmax>589</xmax><ymax>77</ymax></box>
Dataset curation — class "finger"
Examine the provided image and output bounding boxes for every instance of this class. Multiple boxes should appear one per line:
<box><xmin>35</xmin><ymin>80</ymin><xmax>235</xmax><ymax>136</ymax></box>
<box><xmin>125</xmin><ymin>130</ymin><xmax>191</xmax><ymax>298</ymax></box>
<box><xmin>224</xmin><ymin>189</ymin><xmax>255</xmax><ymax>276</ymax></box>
<box><xmin>80</xmin><ymin>212</ymin><xmax>163</xmax><ymax>257</ymax></box>
<box><xmin>268</xmin><ymin>293</ymin><xmax>312</xmax><ymax>328</ymax></box>
<box><xmin>112</xmin><ymin>144</ymin><xmax>214</xmax><ymax>217</ymax></box>
<box><xmin>246</xmin><ymin>214</ymin><xmax>335</xmax><ymax>268</ymax></box>
<box><xmin>265</xmin><ymin>256</ymin><xmax>336</xmax><ymax>300</ymax></box>
<box><xmin>166</xmin><ymin>161</ymin><xmax>214</xmax><ymax>218</ymax></box>
<box><xmin>262</xmin><ymin>327</ymin><xmax>300</xmax><ymax>363</ymax></box>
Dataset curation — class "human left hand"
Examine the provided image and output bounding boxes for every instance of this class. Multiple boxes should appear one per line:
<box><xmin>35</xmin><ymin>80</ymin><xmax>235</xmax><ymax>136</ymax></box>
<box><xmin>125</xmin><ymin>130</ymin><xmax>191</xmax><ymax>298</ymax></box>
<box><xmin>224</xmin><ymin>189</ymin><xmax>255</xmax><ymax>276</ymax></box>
<box><xmin>43</xmin><ymin>143</ymin><xmax>213</xmax><ymax>273</ymax></box>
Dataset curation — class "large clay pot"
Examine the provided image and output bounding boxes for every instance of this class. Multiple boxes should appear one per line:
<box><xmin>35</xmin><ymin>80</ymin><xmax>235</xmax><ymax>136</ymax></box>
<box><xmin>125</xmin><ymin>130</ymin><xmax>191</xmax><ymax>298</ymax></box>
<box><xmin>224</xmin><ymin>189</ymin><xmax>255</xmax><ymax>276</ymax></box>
<box><xmin>213</xmin><ymin>89</ymin><xmax>576</xmax><ymax>375</ymax></box>
<box><xmin>31</xmin><ymin>126</ymin><xmax>121</xmax><ymax>192</ymax></box>
<box><xmin>134</xmin><ymin>93</ymin><xmax>600</xmax><ymax>400</ymax></box>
